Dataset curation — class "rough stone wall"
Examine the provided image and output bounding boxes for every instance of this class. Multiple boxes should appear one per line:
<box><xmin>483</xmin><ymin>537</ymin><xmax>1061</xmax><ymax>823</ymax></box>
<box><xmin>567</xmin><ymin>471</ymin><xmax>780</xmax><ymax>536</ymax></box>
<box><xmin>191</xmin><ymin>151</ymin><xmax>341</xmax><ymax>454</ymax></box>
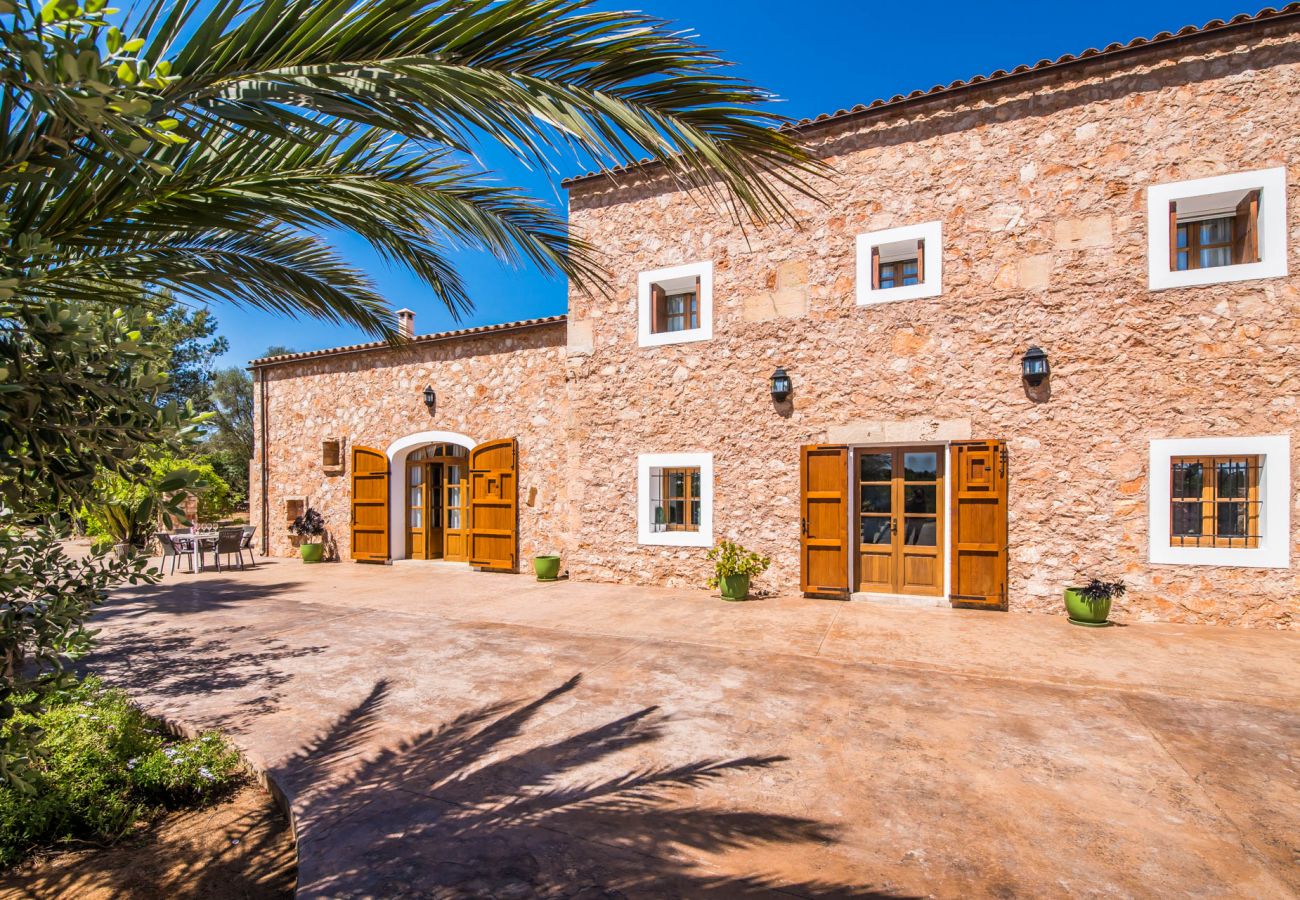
<box><xmin>563</xmin><ymin>27</ymin><xmax>1300</xmax><ymax>627</ymax></box>
<box><xmin>252</xmin><ymin>323</ymin><xmax>569</xmax><ymax>565</ymax></box>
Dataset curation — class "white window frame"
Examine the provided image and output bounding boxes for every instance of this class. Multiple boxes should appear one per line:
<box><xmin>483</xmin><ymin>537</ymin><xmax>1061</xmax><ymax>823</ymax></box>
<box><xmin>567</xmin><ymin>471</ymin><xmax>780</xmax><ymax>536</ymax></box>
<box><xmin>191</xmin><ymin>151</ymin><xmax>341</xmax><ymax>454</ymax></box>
<box><xmin>1147</xmin><ymin>167</ymin><xmax>1288</xmax><ymax>290</ymax></box>
<box><xmin>637</xmin><ymin>452</ymin><xmax>713</xmax><ymax>547</ymax></box>
<box><xmin>855</xmin><ymin>221</ymin><xmax>943</xmax><ymax>305</ymax></box>
<box><xmin>1148</xmin><ymin>434</ymin><xmax>1290</xmax><ymax>568</ymax></box>
<box><xmin>637</xmin><ymin>261</ymin><xmax>713</xmax><ymax>348</ymax></box>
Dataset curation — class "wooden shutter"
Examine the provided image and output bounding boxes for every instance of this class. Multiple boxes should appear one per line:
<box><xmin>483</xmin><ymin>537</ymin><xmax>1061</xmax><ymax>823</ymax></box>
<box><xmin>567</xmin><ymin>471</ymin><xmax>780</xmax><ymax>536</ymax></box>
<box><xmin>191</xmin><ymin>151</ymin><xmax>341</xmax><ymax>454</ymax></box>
<box><xmin>350</xmin><ymin>445</ymin><xmax>389</xmax><ymax>562</ymax></box>
<box><xmin>870</xmin><ymin>246</ymin><xmax>881</xmax><ymax>290</ymax></box>
<box><xmin>1233</xmin><ymin>190</ymin><xmax>1260</xmax><ymax>264</ymax></box>
<box><xmin>469</xmin><ymin>438</ymin><xmax>518</xmax><ymax>571</ymax></box>
<box><xmin>1168</xmin><ymin>201</ymin><xmax>1179</xmax><ymax>271</ymax></box>
<box><xmin>949</xmin><ymin>440</ymin><xmax>1007</xmax><ymax>609</ymax></box>
<box><xmin>915</xmin><ymin>240</ymin><xmax>925</xmax><ymax>285</ymax></box>
<box><xmin>800</xmin><ymin>445</ymin><xmax>850</xmax><ymax>597</ymax></box>
<box><xmin>650</xmin><ymin>283</ymin><xmax>666</xmax><ymax>334</ymax></box>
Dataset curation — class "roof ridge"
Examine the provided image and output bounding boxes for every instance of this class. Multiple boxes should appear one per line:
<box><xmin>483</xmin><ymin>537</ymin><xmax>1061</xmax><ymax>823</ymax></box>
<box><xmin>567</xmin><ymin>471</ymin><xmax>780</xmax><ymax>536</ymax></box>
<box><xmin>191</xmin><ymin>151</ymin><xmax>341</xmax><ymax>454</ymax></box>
<box><xmin>248</xmin><ymin>314</ymin><xmax>567</xmax><ymax>367</ymax></box>
<box><xmin>561</xmin><ymin>4</ymin><xmax>1300</xmax><ymax>187</ymax></box>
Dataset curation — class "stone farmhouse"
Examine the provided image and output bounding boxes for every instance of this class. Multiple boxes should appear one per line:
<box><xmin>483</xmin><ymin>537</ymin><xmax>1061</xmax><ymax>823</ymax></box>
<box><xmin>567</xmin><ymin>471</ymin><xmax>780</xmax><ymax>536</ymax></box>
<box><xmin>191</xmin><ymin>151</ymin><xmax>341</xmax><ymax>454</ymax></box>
<box><xmin>251</xmin><ymin>7</ymin><xmax>1300</xmax><ymax>628</ymax></box>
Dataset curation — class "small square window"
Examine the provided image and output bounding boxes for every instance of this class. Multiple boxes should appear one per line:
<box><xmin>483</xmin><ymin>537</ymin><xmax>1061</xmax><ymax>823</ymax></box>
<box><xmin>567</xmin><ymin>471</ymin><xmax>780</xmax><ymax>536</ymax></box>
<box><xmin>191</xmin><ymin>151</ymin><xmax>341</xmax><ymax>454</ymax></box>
<box><xmin>284</xmin><ymin>497</ymin><xmax>306</xmax><ymax>524</ymax></box>
<box><xmin>1148</xmin><ymin>167</ymin><xmax>1287</xmax><ymax>290</ymax></box>
<box><xmin>856</xmin><ymin>222</ymin><xmax>942</xmax><ymax>305</ymax></box>
<box><xmin>650</xmin><ymin>466</ymin><xmax>702</xmax><ymax>532</ymax></box>
<box><xmin>637</xmin><ymin>452</ymin><xmax>713</xmax><ymax>546</ymax></box>
<box><xmin>1169</xmin><ymin>455</ymin><xmax>1260</xmax><ymax>549</ymax></box>
<box><xmin>322</xmin><ymin>438</ymin><xmax>344</xmax><ymax>473</ymax></box>
<box><xmin>1169</xmin><ymin>193</ymin><xmax>1258</xmax><ymax>273</ymax></box>
<box><xmin>1149</xmin><ymin>435</ymin><xmax>1290</xmax><ymax>568</ymax></box>
<box><xmin>875</xmin><ymin>243</ymin><xmax>924</xmax><ymax>290</ymax></box>
<box><xmin>638</xmin><ymin>262</ymin><xmax>712</xmax><ymax>347</ymax></box>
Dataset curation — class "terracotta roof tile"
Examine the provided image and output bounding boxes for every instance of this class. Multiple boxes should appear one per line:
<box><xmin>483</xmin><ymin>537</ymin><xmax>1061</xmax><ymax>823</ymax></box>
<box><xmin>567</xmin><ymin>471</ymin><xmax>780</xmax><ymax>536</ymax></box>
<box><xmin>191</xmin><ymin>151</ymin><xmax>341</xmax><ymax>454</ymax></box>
<box><xmin>248</xmin><ymin>315</ymin><xmax>566</xmax><ymax>368</ymax></box>
<box><xmin>561</xmin><ymin>4</ymin><xmax>1300</xmax><ymax>187</ymax></box>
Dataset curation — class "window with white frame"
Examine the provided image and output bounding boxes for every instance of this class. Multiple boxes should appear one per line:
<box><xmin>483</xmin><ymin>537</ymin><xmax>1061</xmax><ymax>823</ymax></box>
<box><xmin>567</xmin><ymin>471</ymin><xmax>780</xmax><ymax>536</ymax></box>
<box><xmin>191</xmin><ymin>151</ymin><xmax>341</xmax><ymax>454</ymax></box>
<box><xmin>638</xmin><ymin>262</ymin><xmax>713</xmax><ymax>347</ymax></box>
<box><xmin>1148</xmin><ymin>435</ymin><xmax>1290</xmax><ymax>568</ymax></box>
<box><xmin>1147</xmin><ymin>167</ymin><xmax>1288</xmax><ymax>290</ymax></box>
<box><xmin>637</xmin><ymin>452</ymin><xmax>713</xmax><ymax>547</ymax></box>
<box><xmin>856</xmin><ymin>221</ymin><xmax>942</xmax><ymax>305</ymax></box>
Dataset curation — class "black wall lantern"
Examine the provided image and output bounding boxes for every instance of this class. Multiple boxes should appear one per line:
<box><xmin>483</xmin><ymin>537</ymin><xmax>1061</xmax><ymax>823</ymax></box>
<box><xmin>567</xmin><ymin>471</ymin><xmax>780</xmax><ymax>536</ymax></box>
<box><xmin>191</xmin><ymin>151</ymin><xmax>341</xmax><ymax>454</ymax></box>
<box><xmin>769</xmin><ymin>367</ymin><xmax>793</xmax><ymax>402</ymax></box>
<box><xmin>1021</xmin><ymin>346</ymin><xmax>1050</xmax><ymax>386</ymax></box>
<box><xmin>422</xmin><ymin>385</ymin><xmax>436</xmax><ymax>413</ymax></box>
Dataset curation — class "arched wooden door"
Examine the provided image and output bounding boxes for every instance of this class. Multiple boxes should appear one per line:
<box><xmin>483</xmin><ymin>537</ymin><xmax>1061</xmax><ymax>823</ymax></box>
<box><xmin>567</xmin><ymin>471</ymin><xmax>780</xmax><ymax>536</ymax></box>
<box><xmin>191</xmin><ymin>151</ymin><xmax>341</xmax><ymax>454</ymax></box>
<box><xmin>351</xmin><ymin>445</ymin><xmax>389</xmax><ymax>562</ymax></box>
<box><xmin>468</xmin><ymin>438</ymin><xmax>517</xmax><ymax>571</ymax></box>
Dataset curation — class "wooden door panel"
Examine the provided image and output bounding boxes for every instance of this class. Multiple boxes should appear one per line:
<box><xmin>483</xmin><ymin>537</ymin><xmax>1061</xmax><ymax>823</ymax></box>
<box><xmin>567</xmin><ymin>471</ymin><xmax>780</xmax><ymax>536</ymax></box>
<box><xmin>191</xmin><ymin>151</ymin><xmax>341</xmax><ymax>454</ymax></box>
<box><xmin>469</xmin><ymin>439</ymin><xmax>518</xmax><ymax>571</ymax></box>
<box><xmin>856</xmin><ymin>549</ymin><xmax>893</xmax><ymax>592</ymax></box>
<box><xmin>351</xmin><ymin>445</ymin><xmax>389</xmax><ymax>562</ymax></box>
<box><xmin>801</xmin><ymin>445</ymin><xmax>850</xmax><ymax>596</ymax></box>
<box><xmin>443</xmin><ymin>463</ymin><xmax>468</xmax><ymax>562</ymax></box>
<box><xmin>950</xmin><ymin>440</ymin><xmax>1008</xmax><ymax>608</ymax></box>
<box><xmin>900</xmin><ymin>552</ymin><xmax>940</xmax><ymax>594</ymax></box>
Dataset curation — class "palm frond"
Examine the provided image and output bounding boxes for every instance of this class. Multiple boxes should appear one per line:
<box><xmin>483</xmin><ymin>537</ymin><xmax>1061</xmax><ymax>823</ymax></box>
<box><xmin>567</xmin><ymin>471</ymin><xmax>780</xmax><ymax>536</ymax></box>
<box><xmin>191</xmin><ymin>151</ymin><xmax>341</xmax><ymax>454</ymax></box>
<box><xmin>2</xmin><ymin>0</ymin><xmax>825</xmax><ymax>339</ymax></box>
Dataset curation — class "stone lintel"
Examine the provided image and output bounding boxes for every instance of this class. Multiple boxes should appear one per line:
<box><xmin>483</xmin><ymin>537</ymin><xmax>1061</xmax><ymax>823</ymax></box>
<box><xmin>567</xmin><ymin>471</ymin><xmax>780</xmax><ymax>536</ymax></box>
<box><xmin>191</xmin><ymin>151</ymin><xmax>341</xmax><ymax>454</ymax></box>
<box><xmin>826</xmin><ymin>418</ymin><xmax>973</xmax><ymax>445</ymax></box>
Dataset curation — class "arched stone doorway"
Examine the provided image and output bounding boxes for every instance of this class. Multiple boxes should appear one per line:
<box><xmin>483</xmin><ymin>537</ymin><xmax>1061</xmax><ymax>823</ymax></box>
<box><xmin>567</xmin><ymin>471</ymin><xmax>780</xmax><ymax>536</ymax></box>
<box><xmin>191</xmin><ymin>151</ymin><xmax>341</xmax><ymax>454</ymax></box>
<box><xmin>385</xmin><ymin>431</ymin><xmax>478</xmax><ymax>560</ymax></box>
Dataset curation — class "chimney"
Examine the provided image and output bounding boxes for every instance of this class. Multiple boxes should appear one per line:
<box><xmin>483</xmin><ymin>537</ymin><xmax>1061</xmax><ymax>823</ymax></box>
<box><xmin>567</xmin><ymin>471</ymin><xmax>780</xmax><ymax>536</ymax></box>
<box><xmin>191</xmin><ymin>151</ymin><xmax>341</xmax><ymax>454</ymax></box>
<box><xmin>396</xmin><ymin>308</ymin><xmax>415</xmax><ymax>338</ymax></box>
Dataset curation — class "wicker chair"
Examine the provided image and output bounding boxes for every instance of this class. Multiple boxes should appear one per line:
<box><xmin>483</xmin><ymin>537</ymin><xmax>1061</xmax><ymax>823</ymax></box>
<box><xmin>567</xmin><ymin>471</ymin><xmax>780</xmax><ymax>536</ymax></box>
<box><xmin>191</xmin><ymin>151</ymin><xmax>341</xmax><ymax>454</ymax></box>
<box><xmin>211</xmin><ymin>527</ymin><xmax>247</xmax><ymax>572</ymax></box>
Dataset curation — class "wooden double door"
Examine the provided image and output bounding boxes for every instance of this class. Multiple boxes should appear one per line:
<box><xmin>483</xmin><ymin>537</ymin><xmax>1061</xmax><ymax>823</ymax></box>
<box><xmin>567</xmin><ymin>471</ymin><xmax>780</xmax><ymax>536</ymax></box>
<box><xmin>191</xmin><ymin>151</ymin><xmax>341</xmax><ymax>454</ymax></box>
<box><xmin>855</xmin><ymin>446</ymin><xmax>945</xmax><ymax>596</ymax></box>
<box><xmin>350</xmin><ymin>439</ymin><xmax>518</xmax><ymax>570</ymax></box>
<box><xmin>799</xmin><ymin>441</ymin><xmax>1007</xmax><ymax>607</ymax></box>
<box><xmin>406</xmin><ymin>449</ymin><xmax>469</xmax><ymax>561</ymax></box>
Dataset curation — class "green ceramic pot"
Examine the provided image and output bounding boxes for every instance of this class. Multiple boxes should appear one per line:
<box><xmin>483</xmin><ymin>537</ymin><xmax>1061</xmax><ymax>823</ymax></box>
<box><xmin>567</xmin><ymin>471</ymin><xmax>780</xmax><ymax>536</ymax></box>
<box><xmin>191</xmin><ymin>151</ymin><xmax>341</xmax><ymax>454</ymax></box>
<box><xmin>1064</xmin><ymin>587</ymin><xmax>1111</xmax><ymax>626</ymax></box>
<box><xmin>300</xmin><ymin>542</ymin><xmax>325</xmax><ymax>563</ymax></box>
<box><xmin>718</xmin><ymin>573</ymin><xmax>751</xmax><ymax>601</ymax></box>
<box><xmin>533</xmin><ymin>554</ymin><xmax>561</xmax><ymax>581</ymax></box>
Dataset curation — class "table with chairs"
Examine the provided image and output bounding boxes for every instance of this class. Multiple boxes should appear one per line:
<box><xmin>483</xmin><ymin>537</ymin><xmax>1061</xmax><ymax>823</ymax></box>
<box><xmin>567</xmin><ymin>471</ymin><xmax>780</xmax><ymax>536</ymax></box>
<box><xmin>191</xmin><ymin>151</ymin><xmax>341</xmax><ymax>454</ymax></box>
<box><xmin>155</xmin><ymin>525</ymin><xmax>257</xmax><ymax>574</ymax></box>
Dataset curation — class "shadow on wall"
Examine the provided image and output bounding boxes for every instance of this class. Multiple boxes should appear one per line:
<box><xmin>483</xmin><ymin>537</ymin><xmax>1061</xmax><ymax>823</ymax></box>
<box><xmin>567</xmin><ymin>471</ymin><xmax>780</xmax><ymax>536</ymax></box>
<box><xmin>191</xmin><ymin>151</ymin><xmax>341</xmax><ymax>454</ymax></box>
<box><xmin>281</xmin><ymin>675</ymin><xmax>914</xmax><ymax>898</ymax></box>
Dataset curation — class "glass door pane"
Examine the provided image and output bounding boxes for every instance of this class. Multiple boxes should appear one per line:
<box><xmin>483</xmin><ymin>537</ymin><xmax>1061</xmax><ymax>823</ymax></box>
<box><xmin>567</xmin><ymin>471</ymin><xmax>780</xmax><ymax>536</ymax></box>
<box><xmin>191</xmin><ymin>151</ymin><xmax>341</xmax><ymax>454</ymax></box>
<box><xmin>445</xmin><ymin>464</ymin><xmax>462</xmax><ymax>530</ymax></box>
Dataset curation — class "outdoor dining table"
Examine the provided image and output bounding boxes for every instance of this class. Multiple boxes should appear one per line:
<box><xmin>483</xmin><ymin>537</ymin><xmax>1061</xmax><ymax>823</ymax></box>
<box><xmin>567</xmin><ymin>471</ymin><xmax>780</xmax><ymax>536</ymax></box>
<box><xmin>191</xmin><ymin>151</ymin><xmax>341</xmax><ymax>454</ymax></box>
<box><xmin>168</xmin><ymin>531</ymin><xmax>219</xmax><ymax>573</ymax></box>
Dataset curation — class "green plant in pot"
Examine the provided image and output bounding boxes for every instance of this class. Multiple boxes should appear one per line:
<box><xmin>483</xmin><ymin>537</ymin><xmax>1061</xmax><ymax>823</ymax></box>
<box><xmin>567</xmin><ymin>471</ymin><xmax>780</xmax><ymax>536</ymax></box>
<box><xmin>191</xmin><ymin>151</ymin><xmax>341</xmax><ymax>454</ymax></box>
<box><xmin>1064</xmin><ymin>577</ymin><xmax>1126</xmax><ymax>627</ymax></box>
<box><xmin>290</xmin><ymin>508</ymin><xmax>327</xmax><ymax>562</ymax></box>
<box><xmin>706</xmin><ymin>540</ymin><xmax>770</xmax><ymax>601</ymax></box>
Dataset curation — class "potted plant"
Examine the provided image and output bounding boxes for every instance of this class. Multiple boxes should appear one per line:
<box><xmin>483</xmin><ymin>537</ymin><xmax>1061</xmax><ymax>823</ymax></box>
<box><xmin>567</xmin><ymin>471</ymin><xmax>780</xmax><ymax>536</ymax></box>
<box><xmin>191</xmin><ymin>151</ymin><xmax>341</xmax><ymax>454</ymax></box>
<box><xmin>99</xmin><ymin>495</ymin><xmax>157</xmax><ymax>558</ymax></box>
<box><xmin>290</xmin><ymin>508</ymin><xmax>327</xmax><ymax>562</ymax></box>
<box><xmin>1063</xmin><ymin>577</ymin><xmax>1126</xmax><ymax>627</ymax></box>
<box><xmin>706</xmin><ymin>540</ymin><xmax>770</xmax><ymax>601</ymax></box>
<box><xmin>533</xmin><ymin>554</ymin><xmax>562</xmax><ymax>581</ymax></box>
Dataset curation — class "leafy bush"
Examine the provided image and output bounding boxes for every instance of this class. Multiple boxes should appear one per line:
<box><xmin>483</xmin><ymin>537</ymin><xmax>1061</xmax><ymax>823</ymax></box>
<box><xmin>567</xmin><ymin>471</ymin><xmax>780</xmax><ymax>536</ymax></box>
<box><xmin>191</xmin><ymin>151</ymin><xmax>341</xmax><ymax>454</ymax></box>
<box><xmin>81</xmin><ymin>454</ymin><xmax>226</xmax><ymax>543</ymax></box>
<box><xmin>706</xmin><ymin>540</ymin><xmax>771</xmax><ymax>589</ymax></box>
<box><xmin>0</xmin><ymin>677</ymin><xmax>242</xmax><ymax>869</ymax></box>
<box><xmin>0</xmin><ymin>524</ymin><xmax>157</xmax><ymax>788</ymax></box>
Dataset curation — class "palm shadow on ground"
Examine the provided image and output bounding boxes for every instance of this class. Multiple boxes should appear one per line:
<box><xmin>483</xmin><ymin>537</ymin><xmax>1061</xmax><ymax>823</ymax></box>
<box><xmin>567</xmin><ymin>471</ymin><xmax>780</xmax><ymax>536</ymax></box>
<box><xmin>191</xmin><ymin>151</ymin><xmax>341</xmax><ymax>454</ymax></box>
<box><xmin>85</xmin><ymin>579</ymin><xmax>325</xmax><ymax>732</ymax></box>
<box><xmin>281</xmin><ymin>675</ymin><xmax>912</xmax><ymax>899</ymax></box>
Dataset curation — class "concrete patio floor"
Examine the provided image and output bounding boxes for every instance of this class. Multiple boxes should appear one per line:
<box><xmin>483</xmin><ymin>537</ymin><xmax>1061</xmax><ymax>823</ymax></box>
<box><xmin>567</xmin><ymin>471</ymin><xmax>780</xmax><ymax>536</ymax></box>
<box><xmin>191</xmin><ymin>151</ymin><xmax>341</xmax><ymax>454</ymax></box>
<box><xmin>86</xmin><ymin>558</ymin><xmax>1300</xmax><ymax>898</ymax></box>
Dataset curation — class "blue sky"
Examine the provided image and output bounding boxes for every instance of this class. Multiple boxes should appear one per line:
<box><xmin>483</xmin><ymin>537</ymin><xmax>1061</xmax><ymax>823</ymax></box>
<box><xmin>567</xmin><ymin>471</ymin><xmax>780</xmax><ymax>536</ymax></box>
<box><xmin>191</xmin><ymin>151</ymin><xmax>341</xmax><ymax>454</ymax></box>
<box><xmin>213</xmin><ymin>0</ymin><xmax>1254</xmax><ymax>366</ymax></box>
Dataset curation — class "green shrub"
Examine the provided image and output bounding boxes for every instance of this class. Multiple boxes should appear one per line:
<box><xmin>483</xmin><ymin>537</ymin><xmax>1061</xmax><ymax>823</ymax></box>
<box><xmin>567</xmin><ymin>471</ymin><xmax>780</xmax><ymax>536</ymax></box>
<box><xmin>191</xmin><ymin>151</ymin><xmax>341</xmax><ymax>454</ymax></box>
<box><xmin>0</xmin><ymin>677</ymin><xmax>242</xmax><ymax>869</ymax></box>
<box><xmin>705</xmin><ymin>540</ymin><xmax>771</xmax><ymax>589</ymax></box>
